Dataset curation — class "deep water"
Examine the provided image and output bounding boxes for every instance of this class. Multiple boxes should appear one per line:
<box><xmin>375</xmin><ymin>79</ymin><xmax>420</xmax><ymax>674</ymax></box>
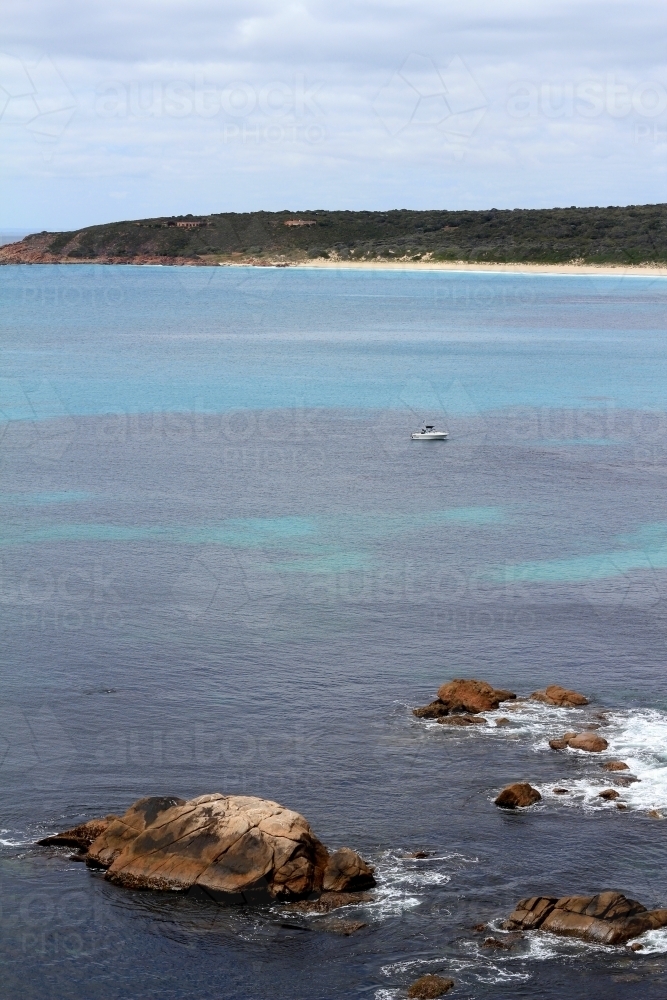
<box><xmin>2</xmin><ymin>265</ymin><xmax>667</xmax><ymax>999</ymax></box>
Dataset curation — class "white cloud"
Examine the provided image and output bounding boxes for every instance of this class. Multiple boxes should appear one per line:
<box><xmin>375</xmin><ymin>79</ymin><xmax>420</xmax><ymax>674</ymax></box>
<box><xmin>1</xmin><ymin>0</ymin><xmax>667</xmax><ymax>228</ymax></box>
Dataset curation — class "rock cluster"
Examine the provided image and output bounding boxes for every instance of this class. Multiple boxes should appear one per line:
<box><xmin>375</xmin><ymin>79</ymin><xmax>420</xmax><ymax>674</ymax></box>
<box><xmin>40</xmin><ymin>794</ymin><xmax>375</xmax><ymax>904</ymax></box>
<box><xmin>503</xmin><ymin>891</ymin><xmax>667</xmax><ymax>945</ymax></box>
<box><xmin>413</xmin><ymin>679</ymin><xmax>516</xmax><ymax>719</ymax></box>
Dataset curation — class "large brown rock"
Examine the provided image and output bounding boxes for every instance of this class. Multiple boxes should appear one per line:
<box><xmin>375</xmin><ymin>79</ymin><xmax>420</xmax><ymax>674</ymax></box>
<box><xmin>414</xmin><ymin>678</ymin><xmax>515</xmax><ymax>718</ymax></box>
<box><xmin>494</xmin><ymin>783</ymin><xmax>542</xmax><ymax>809</ymax></box>
<box><xmin>531</xmin><ymin>685</ymin><xmax>588</xmax><ymax>707</ymax></box>
<box><xmin>99</xmin><ymin>794</ymin><xmax>328</xmax><ymax>900</ymax></box>
<box><xmin>322</xmin><ymin>847</ymin><xmax>376</xmax><ymax>892</ymax></box>
<box><xmin>504</xmin><ymin>891</ymin><xmax>667</xmax><ymax>945</ymax></box>
<box><xmin>43</xmin><ymin>794</ymin><xmax>374</xmax><ymax>905</ymax></box>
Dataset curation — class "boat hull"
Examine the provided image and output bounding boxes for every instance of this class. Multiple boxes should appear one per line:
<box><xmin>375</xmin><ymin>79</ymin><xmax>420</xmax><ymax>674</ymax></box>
<box><xmin>410</xmin><ymin>431</ymin><xmax>448</xmax><ymax>441</ymax></box>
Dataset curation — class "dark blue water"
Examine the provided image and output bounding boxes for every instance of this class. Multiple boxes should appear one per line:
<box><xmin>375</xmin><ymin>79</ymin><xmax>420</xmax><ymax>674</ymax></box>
<box><xmin>2</xmin><ymin>265</ymin><xmax>667</xmax><ymax>998</ymax></box>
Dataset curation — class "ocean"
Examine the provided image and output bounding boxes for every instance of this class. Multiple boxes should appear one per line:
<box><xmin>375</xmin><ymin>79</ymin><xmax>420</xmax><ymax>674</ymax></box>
<box><xmin>2</xmin><ymin>263</ymin><xmax>667</xmax><ymax>998</ymax></box>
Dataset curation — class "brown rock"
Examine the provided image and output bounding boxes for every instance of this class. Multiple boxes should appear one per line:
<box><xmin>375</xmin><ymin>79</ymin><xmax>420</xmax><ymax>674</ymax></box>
<box><xmin>503</xmin><ymin>895</ymin><xmax>559</xmax><ymax>930</ymax></box>
<box><xmin>531</xmin><ymin>685</ymin><xmax>588</xmax><ymax>708</ymax></box>
<box><xmin>413</xmin><ymin>700</ymin><xmax>450</xmax><ymax>719</ymax></box>
<box><xmin>407</xmin><ymin>974</ymin><xmax>455</xmax><ymax>998</ymax></box>
<box><xmin>99</xmin><ymin>794</ymin><xmax>330</xmax><ymax>900</ymax></box>
<box><xmin>603</xmin><ymin>761</ymin><xmax>630</xmax><ymax>771</ymax></box>
<box><xmin>414</xmin><ymin>679</ymin><xmax>515</xmax><ymax>719</ymax></box>
<box><xmin>289</xmin><ymin>891</ymin><xmax>373</xmax><ymax>914</ymax></box>
<box><xmin>38</xmin><ymin>816</ymin><xmax>115</xmax><ymax>850</ymax></box>
<box><xmin>437</xmin><ymin>714</ymin><xmax>487</xmax><ymax>726</ymax></box>
<box><xmin>322</xmin><ymin>847</ymin><xmax>376</xmax><ymax>892</ymax></box>
<box><xmin>617</xmin><ymin>803</ymin><xmax>628</xmax><ymax>811</ymax></box>
<box><xmin>599</xmin><ymin>789</ymin><xmax>619</xmax><ymax>801</ymax></box>
<box><xmin>495</xmin><ymin>783</ymin><xmax>542</xmax><ymax>809</ymax></box>
<box><xmin>43</xmin><ymin>794</ymin><xmax>376</xmax><ymax>905</ymax></box>
<box><xmin>550</xmin><ymin>732</ymin><xmax>608</xmax><ymax>753</ymax></box>
<box><xmin>553</xmin><ymin>788</ymin><xmax>570</xmax><ymax>795</ymax></box>
<box><xmin>495</xmin><ymin>717</ymin><xmax>511</xmax><ymax>727</ymax></box>
<box><xmin>648</xmin><ymin>810</ymin><xmax>664</xmax><ymax>819</ymax></box>
<box><xmin>504</xmin><ymin>891</ymin><xmax>667</xmax><ymax>945</ymax></box>
<box><xmin>436</xmin><ymin>678</ymin><xmax>516</xmax><ymax>714</ymax></box>
<box><xmin>568</xmin><ymin>732</ymin><xmax>608</xmax><ymax>753</ymax></box>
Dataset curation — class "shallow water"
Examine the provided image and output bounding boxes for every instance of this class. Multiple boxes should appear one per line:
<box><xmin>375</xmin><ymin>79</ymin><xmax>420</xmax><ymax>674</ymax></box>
<box><xmin>2</xmin><ymin>266</ymin><xmax>667</xmax><ymax>998</ymax></box>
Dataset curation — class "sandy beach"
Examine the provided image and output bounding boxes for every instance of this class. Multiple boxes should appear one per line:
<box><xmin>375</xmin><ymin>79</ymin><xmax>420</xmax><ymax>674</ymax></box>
<box><xmin>290</xmin><ymin>259</ymin><xmax>667</xmax><ymax>277</ymax></box>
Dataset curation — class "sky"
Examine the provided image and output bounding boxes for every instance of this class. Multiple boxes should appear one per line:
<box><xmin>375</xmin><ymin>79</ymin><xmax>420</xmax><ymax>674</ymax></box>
<box><xmin>1</xmin><ymin>0</ymin><xmax>667</xmax><ymax>230</ymax></box>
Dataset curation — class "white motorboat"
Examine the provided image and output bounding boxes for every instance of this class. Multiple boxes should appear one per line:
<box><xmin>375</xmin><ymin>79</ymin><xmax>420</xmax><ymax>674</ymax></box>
<box><xmin>411</xmin><ymin>424</ymin><xmax>448</xmax><ymax>441</ymax></box>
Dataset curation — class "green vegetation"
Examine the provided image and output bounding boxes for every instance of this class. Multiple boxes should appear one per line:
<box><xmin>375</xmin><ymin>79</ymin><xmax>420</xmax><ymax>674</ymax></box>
<box><xmin>26</xmin><ymin>204</ymin><xmax>667</xmax><ymax>263</ymax></box>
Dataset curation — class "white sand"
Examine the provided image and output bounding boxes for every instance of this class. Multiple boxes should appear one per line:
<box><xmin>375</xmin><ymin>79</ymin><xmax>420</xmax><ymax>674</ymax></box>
<box><xmin>289</xmin><ymin>259</ymin><xmax>667</xmax><ymax>277</ymax></box>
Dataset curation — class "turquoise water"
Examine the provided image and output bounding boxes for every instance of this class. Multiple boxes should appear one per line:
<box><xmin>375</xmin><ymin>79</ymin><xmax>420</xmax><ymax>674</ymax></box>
<box><xmin>3</xmin><ymin>265</ymin><xmax>667</xmax><ymax>419</ymax></box>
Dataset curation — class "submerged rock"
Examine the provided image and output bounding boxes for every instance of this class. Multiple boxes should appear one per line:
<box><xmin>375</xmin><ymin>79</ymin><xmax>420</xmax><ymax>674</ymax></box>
<box><xmin>503</xmin><ymin>891</ymin><xmax>667</xmax><ymax>945</ymax></box>
<box><xmin>407</xmin><ymin>974</ymin><xmax>455</xmax><ymax>998</ymax></box>
<box><xmin>40</xmin><ymin>794</ymin><xmax>375</xmax><ymax>903</ymax></box>
<box><xmin>482</xmin><ymin>934</ymin><xmax>520</xmax><ymax>949</ymax></box>
<box><xmin>495</xmin><ymin>783</ymin><xmax>542</xmax><ymax>809</ymax></box>
<box><xmin>531</xmin><ymin>685</ymin><xmax>588</xmax><ymax>707</ymax></box>
<box><xmin>437</xmin><ymin>714</ymin><xmax>487</xmax><ymax>726</ymax></box>
<box><xmin>599</xmin><ymin>789</ymin><xmax>619</xmax><ymax>801</ymax></box>
<box><xmin>603</xmin><ymin>760</ymin><xmax>630</xmax><ymax>771</ymax></box>
<box><xmin>321</xmin><ymin>918</ymin><xmax>367</xmax><ymax>935</ymax></box>
<box><xmin>549</xmin><ymin>732</ymin><xmax>608</xmax><ymax>753</ymax></box>
<box><xmin>289</xmin><ymin>890</ymin><xmax>372</xmax><ymax>913</ymax></box>
<box><xmin>414</xmin><ymin>678</ymin><xmax>515</xmax><ymax>718</ymax></box>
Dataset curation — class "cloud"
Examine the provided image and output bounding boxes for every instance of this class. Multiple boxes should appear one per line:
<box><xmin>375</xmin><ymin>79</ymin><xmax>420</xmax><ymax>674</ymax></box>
<box><xmin>2</xmin><ymin>0</ymin><xmax>667</xmax><ymax>228</ymax></box>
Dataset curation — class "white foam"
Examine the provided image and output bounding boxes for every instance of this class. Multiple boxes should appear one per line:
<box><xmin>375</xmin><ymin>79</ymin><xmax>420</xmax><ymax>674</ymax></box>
<box><xmin>628</xmin><ymin>928</ymin><xmax>667</xmax><ymax>954</ymax></box>
<box><xmin>421</xmin><ymin>699</ymin><xmax>667</xmax><ymax>814</ymax></box>
<box><xmin>0</xmin><ymin>828</ymin><xmax>28</xmax><ymax>847</ymax></box>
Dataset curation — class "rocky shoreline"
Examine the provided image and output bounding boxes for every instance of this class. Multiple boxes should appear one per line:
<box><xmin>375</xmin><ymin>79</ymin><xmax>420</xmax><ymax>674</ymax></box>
<box><xmin>37</xmin><ymin>676</ymin><xmax>667</xmax><ymax>995</ymax></box>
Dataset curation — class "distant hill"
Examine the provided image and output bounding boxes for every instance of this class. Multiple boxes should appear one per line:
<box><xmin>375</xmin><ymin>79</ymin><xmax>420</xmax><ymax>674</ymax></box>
<box><xmin>2</xmin><ymin>205</ymin><xmax>667</xmax><ymax>265</ymax></box>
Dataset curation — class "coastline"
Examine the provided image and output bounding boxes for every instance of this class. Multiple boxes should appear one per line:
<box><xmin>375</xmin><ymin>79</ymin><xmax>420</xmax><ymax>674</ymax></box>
<box><xmin>2</xmin><ymin>232</ymin><xmax>666</xmax><ymax>276</ymax></box>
